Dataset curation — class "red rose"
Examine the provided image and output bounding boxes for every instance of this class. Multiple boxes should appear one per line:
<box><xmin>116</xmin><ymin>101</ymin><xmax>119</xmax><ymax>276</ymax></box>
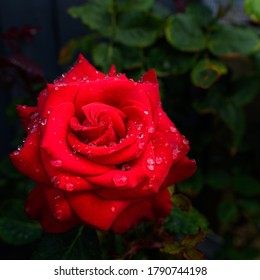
<box><xmin>10</xmin><ymin>54</ymin><xmax>196</xmax><ymax>234</ymax></box>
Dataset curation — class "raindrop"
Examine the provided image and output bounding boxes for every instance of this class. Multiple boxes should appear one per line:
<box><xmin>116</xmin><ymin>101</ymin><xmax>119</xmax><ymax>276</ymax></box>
<box><xmin>54</xmin><ymin>86</ymin><xmax>59</xmax><ymax>91</ymax></box>
<box><xmin>54</xmin><ymin>194</ymin><xmax>61</xmax><ymax>200</ymax></box>
<box><xmin>72</xmin><ymin>76</ymin><xmax>77</xmax><ymax>81</ymax></box>
<box><xmin>139</xmin><ymin>142</ymin><xmax>145</xmax><ymax>149</ymax></box>
<box><xmin>121</xmin><ymin>164</ymin><xmax>131</xmax><ymax>171</ymax></box>
<box><xmin>169</xmin><ymin>126</ymin><xmax>177</xmax><ymax>133</ymax></box>
<box><xmin>136</xmin><ymin>123</ymin><xmax>143</xmax><ymax>131</ymax></box>
<box><xmin>65</xmin><ymin>183</ymin><xmax>75</xmax><ymax>191</ymax></box>
<box><xmin>147</xmin><ymin>158</ymin><xmax>155</xmax><ymax>165</ymax></box>
<box><xmin>40</xmin><ymin>118</ymin><xmax>47</xmax><ymax>126</ymax></box>
<box><xmin>183</xmin><ymin>138</ymin><xmax>189</xmax><ymax>145</ymax></box>
<box><xmin>117</xmin><ymin>73</ymin><xmax>122</xmax><ymax>77</ymax></box>
<box><xmin>53</xmin><ymin>209</ymin><xmax>62</xmax><ymax>221</ymax></box>
<box><xmin>13</xmin><ymin>150</ymin><xmax>20</xmax><ymax>156</ymax></box>
<box><xmin>51</xmin><ymin>176</ymin><xmax>57</xmax><ymax>183</ymax></box>
<box><xmin>147</xmin><ymin>165</ymin><xmax>155</xmax><ymax>171</ymax></box>
<box><xmin>138</xmin><ymin>133</ymin><xmax>144</xmax><ymax>139</ymax></box>
<box><xmin>148</xmin><ymin>126</ymin><xmax>155</xmax><ymax>133</ymax></box>
<box><xmin>50</xmin><ymin>158</ymin><xmax>63</xmax><ymax>167</ymax></box>
<box><xmin>113</xmin><ymin>174</ymin><xmax>128</xmax><ymax>187</ymax></box>
<box><xmin>30</xmin><ymin>112</ymin><xmax>39</xmax><ymax>120</ymax></box>
<box><xmin>155</xmin><ymin>156</ymin><xmax>163</xmax><ymax>164</ymax></box>
<box><xmin>17</xmin><ymin>144</ymin><xmax>23</xmax><ymax>151</ymax></box>
<box><xmin>111</xmin><ymin>206</ymin><xmax>116</xmax><ymax>212</ymax></box>
<box><xmin>144</xmin><ymin>110</ymin><xmax>149</xmax><ymax>115</ymax></box>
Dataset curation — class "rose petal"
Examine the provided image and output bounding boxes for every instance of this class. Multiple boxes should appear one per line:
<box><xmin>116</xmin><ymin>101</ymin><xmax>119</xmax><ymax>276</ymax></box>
<box><xmin>111</xmin><ymin>189</ymin><xmax>172</xmax><ymax>234</ymax></box>
<box><xmin>10</xmin><ymin>132</ymin><xmax>49</xmax><ymax>183</ymax></box>
<box><xmin>41</xmin><ymin>102</ymin><xmax>113</xmax><ymax>175</ymax></box>
<box><xmin>25</xmin><ymin>185</ymin><xmax>78</xmax><ymax>233</ymax></box>
<box><xmin>66</xmin><ymin>191</ymin><xmax>134</xmax><ymax>230</ymax></box>
<box><xmin>16</xmin><ymin>105</ymin><xmax>37</xmax><ymax>130</ymax></box>
<box><xmin>56</xmin><ymin>54</ymin><xmax>105</xmax><ymax>83</ymax></box>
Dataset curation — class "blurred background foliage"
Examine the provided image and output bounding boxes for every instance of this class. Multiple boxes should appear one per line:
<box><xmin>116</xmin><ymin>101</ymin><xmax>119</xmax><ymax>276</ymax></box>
<box><xmin>0</xmin><ymin>0</ymin><xmax>260</xmax><ymax>260</ymax></box>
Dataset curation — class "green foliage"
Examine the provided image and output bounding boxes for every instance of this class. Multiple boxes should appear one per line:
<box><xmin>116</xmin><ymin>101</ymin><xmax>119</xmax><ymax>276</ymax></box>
<box><xmin>245</xmin><ymin>0</ymin><xmax>260</xmax><ymax>23</ymax></box>
<box><xmin>32</xmin><ymin>226</ymin><xmax>101</xmax><ymax>260</ymax></box>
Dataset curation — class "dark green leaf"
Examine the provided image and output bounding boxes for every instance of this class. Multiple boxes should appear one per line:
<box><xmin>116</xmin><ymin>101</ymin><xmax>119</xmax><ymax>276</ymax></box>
<box><xmin>165</xmin><ymin>14</ymin><xmax>206</xmax><ymax>52</ymax></box>
<box><xmin>186</xmin><ymin>3</ymin><xmax>214</xmax><ymax>27</ymax></box>
<box><xmin>238</xmin><ymin>199</ymin><xmax>260</xmax><ymax>215</ymax></box>
<box><xmin>92</xmin><ymin>43</ymin><xmax>123</xmax><ymax>72</ymax></box>
<box><xmin>208</xmin><ymin>25</ymin><xmax>260</xmax><ymax>57</ymax></box>
<box><xmin>177</xmin><ymin>168</ymin><xmax>204</xmax><ymax>195</ymax></box>
<box><xmin>191</xmin><ymin>59</ymin><xmax>228</xmax><ymax>89</ymax></box>
<box><xmin>205</xmin><ymin>169</ymin><xmax>231</xmax><ymax>189</ymax></box>
<box><xmin>117</xmin><ymin>0</ymin><xmax>154</xmax><ymax>12</ymax></box>
<box><xmin>219</xmin><ymin>103</ymin><xmax>245</xmax><ymax>147</ymax></box>
<box><xmin>233</xmin><ymin>175</ymin><xmax>260</xmax><ymax>196</ymax></box>
<box><xmin>115</xmin><ymin>12</ymin><xmax>163</xmax><ymax>47</ymax></box>
<box><xmin>217</xmin><ymin>199</ymin><xmax>238</xmax><ymax>224</ymax></box>
<box><xmin>0</xmin><ymin>199</ymin><xmax>42</xmax><ymax>246</ymax></box>
<box><xmin>245</xmin><ymin>0</ymin><xmax>260</xmax><ymax>23</ymax></box>
<box><xmin>231</xmin><ymin>76</ymin><xmax>260</xmax><ymax>107</ymax></box>
<box><xmin>152</xmin><ymin>2</ymin><xmax>171</xmax><ymax>18</ymax></box>
<box><xmin>147</xmin><ymin>47</ymin><xmax>196</xmax><ymax>76</ymax></box>
<box><xmin>165</xmin><ymin>207</ymin><xmax>208</xmax><ymax>235</ymax></box>
<box><xmin>172</xmin><ymin>194</ymin><xmax>191</xmax><ymax>211</ymax></box>
<box><xmin>68</xmin><ymin>1</ymin><xmax>112</xmax><ymax>37</ymax></box>
<box><xmin>32</xmin><ymin>226</ymin><xmax>101</xmax><ymax>260</ymax></box>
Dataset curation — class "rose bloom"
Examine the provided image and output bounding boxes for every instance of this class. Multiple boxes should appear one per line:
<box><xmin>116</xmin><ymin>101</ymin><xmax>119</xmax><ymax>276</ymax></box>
<box><xmin>10</xmin><ymin>54</ymin><xmax>196</xmax><ymax>234</ymax></box>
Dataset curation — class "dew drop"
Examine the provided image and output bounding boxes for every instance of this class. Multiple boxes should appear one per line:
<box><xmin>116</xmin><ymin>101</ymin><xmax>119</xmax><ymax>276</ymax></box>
<box><xmin>65</xmin><ymin>183</ymin><xmax>75</xmax><ymax>191</ymax></box>
<box><xmin>72</xmin><ymin>76</ymin><xmax>77</xmax><ymax>81</ymax></box>
<box><xmin>50</xmin><ymin>158</ymin><xmax>63</xmax><ymax>167</ymax></box>
<box><xmin>144</xmin><ymin>110</ymin><xmax>149</xmax><ymax>115</ymax></box>
<box><xmin>136</xmin><ymin>123</ymin><xmax>143</xmax><ymax>131</ymax></box>
<box><xmin>155</xmin><ymin>156</ymin><xmax>163</xmax><ymax>164</ymax></box>
<box><xmin>111</xmin><ymin>206</ymin><xmax>116</xmax><ymax>212</ymax></box>
<box><xmin>54</xmin><ymin>86</ymin><xmax>59</xmax><ymax>91</ymax></box>
<box><xmin>17</xmin><ymin>144</ymin><xmax>23</xmax><ymax>151</ymax></box>
<box><xmin>13</xmin><ymin>150</ymin><xmax>20</xmax><ymax>156</ymax></box>
<box><xmin>121</xmin><ymin>164</ymin><xmax>131</xmax><ymax>171</ymax></box>
<box><xmin>30</xmin><ymin>112</ymin><xmax>39</xmax><ymax>120</ymax></box>
<box><xmin>40</xmin><ymin>118</ymin><xmax>47</xmax><ymax>126</ymax></box>
<box><xmin>147</xmin><ymin>165</ymin><xmax>155</xmax><ymax>171</ymax></box>
<box><xmin>148</xmin><ymin>126</ymin><xmax>155</xmax><ymax>133</ymax></box>
<box><xmin>113</xmin><ymin>174</ymin><xmax>128</xmax><ymax>187</ymax></box>
<box><xmin>183</xmin><ymin>138</ymin><xmax>189</xmax><ymax>145</ymax></box>
<box><xmin>170</xmin><ymin>126</ymin><xmax>177</xmax><ymax>133</ymax></box>
<box><xmin>138</xmin><ymin>133</ymin><xmax>144</xmax><ymax>139</ymax></box>
<box><xmin>147</xmin><ymin>158</ymin><xmax>155</xmax><ymax>165</ymax></box>
<box><xmin>54</xmin><ymin>194</ymin><xmax>61</xmax><ymax>200</ymax></box>
<box><xmin>51</xmin><ymin>176</ymin><xmax>57</xmax><ymax>183</ymax></box>
<box><xmin>139</xmin><ymin>142</ymin><xmax>145</xmax><ymax>149</ymax></box>
<box><xmin>53</xmin><ymin>209</ymin><xmax>62</xmax><ymax>221</ymax></box>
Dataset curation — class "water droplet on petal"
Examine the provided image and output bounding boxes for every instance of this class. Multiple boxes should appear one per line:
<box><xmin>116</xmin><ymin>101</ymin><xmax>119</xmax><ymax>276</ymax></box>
<box><xmin>111</xmin><ymin>206</ymin><xmax>116</xmax><ymax>212</ymax></box>
<box><xmin>148</xmin><ymin>126</ymin><xmax>155</xmax><ymax>133</ymax></box>
<box><xmin>30</xmin><ymin>112</ymin><xmax>39</xmax><ymax>120</ymax></box>
<box><xmin>40</xmin><ymin>118</ymin><xmax>47</xmax><ymax>126</ymax></box>
<box><xmin>54</xmin><ymin>86</ymin><xmax>59</xmax><ymax>91</ymax></box>
<box><xmin>113</xmin><ymin>174</ymin><xmax>128</xmax><ymax>187</ymax></box>
<box><xmin>121</xmin><ymin>164</ymin><xmax>131</xmax><ymax>171</ymax></box>
<box><xmin>17</xmin><ymin>144</ymin><xmax>23</xmax><ymax>151</ymax></box>
<box><xmin>50</xmin><ymin>158</ymin><xmax>63</xmax><ymax>167</ymax></box>
<box><xmin>147</xmin><ymin>165</ymin><xmax>155</xmax><ymax>171</ymax></box>
<box><xmin>138</xmin><ymin>133</ymin><xmax>144</xmax><ymax>139</ymax></box>
<box><xmin>170</xmin><ymin>126</ymin><xmax>177</xmax><ymax>133</ymax></box>
<box><xmin>51</xmin><ymin>176</ymin><xmax>57</xmax><ymax>183</ymax></box>
<box><xmin>13</xmin><ymin>150</ymin><xmax>20</xmax><ymax>156</ymax></box>
<box><xmin>53</xmin><ymin>209</ymin><xmax>62</xmax><ymax>221</ymax></box>
<box><xmin>144</xmin><ymin>110</ymin><xmax>149</xmax><ymax>115</ymax></box>
<box><xmin>139</xmin><ymin>142</ymin><xmax>145</xmax><ymax>149</ymax></box>
<box><xmin>54</xmin><ymin>194</ymin><xmax>61</xmax><ymax>200</ymax></box>
<box><xmin>65</xmin><ymin>183</ymin><xmax>75</xmax><ymax>191</ymax></box>
<box><xmin>155</xmin><ymin>156</ymin><xmax>163</xmax><ymax>164</ymax></box>
<box><xmin>72</xmin><ymin>76</ymin><xmax>77</xmax><ymax>81</ymax></box>
<box><xmin>147</xmin><ymin>158</ymin><xmax>155</xmax><ymax>165</ymax></box>
<box><xmin>136</xmin><ymin>123</ymin><xmax>143</xmax><ymax>131</ymax></box>
<box><xmin>183</xmin><ymin>138</ymin><xmax>189</xmax><ymax>145</ymax></box>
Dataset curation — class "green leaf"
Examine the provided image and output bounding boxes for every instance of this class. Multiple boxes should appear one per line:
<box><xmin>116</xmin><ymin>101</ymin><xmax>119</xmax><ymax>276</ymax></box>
<box><xmin>0</xmin><ymin>200</ymin><xmax>42</xmax><ymax>246</ymax></box>
<box><xmin>208</xmin><ymin>25</ymin><xmax>260</xmax><ymax>57</ymax></box>
<box><xmin>117</xmin><ymin>0</ymin><xmax>154</xmax><ymax>12</ymax></box>
<box><xmin>152</xmin><ymin>2</ymin><xmax>171</xmax><ymax>18</ymax></box>
<box><xmin>177</xmin><ymin>168</ymin><xmax>204</xmax><ymax>195</ymax></box>
<box><xmin>245</xmin><ymin>0</ymin><xmax>260</xmax><ymax>23</ymax></box>
<box><xmin>231</xmin><ymin>76</ymin><xmax>260</xmax><ymax>107</ymax></box>
<box><xmin>33</xmin><ymin>226</ymin><xmax>101</xmax><ymax>260</ymax></box>
<box><xmin>165</xmin><ymin>14</ymin><xmax>206</xmax><ymax>52</ymax></box>
<box><xmin>172</xmin><ymin>194</ymin><xmax>191</xmax><ymax>211</ymax></box>
<box><xmin>115</xmin><ymin>12</ymin><xmax>163</xmax><ymax>47</ymax></box>
<box><xmin>205</xmin><ymin>169</ymin><xmax>231</xmax><ymax>190</ymax></box>
<box><xmin>238</xmin><ymin>199</ymin><xmax>260</xmax><ymax>215</ymax></box>
<box><xmin>147</xmin><ymin>47</ymin><xmax>197</xmax><ymax>76</ymax></box>
<box><xmin>181</xmin><ymin>231</ymin><xmax>205</xmax><ymax>248</ymax></box>
<box><xmin>219</xmin><ymin>103</ymin><xmax>245</xmax><ymax>147</ymax></box>
<box><xmin>217</xmin><ymin>199</ymin><xmax>238</xmax><ymax>224</ymax></box>
<box><xmin>165</xmin><ymin>207</ymin><xmax>208</xmax><ymax>235</ymax></box>
<box><xmin>233</xmin><ymin>175</ymin><xmax>260</xmax><ymax>196</ymax></box>
<box><xmin>58</xmin><ymin>35</ymin><xmax>96</xmax><ymax>65</ymax></box>
<box><xmin>68</xmin><ymin>1</ymin><xmax>112</xmax><ymax>37</ymax></box>
<box><xmin>92</xmin><ymin>43</ymin><xmax>123</xmax><ymax>72</ymax></box>
<box><xmin>191</xmin><ymin>59</ymin><xmax>228</xmax><ymax>89</ymax></box>
<box><xmin>186</xmin><ymin>3</ymin><xmax>214</xmax><ymax>27</ymax></box>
